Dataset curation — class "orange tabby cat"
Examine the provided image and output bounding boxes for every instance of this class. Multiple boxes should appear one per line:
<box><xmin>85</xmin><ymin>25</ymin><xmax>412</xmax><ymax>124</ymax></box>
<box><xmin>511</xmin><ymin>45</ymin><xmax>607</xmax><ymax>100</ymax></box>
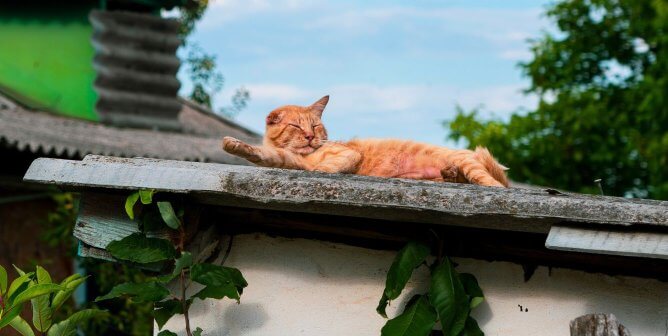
<box><xmin>222</xmin><ymin>96</ymin><xmax>508</xmax><ymax>187</ymax></box>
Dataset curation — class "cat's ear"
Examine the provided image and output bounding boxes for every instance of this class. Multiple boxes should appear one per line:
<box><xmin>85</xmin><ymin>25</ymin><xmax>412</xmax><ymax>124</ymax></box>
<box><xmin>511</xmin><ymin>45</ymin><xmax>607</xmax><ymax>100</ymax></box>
<box><xmin>266</xmin><ymin>110</ymin><xmax>284</xmax><ymax>125</ymax></box>
<box><xmin>309</xmin><ymin>95</ymin><xmax>329</xmax><ymax>117</ymax></box>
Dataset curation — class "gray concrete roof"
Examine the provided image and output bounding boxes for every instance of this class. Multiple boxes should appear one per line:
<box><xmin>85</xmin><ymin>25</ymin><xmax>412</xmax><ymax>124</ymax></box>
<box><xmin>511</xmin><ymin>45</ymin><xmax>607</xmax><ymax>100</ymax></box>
<box><xmin>23</xmin><ymin>155</ymin><xmax>668</xmax><ymax>261</ymax></box>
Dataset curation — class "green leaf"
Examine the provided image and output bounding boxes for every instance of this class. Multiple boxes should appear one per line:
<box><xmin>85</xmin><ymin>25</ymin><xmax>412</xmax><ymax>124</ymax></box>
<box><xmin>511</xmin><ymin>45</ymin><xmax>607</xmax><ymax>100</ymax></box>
<box><xmin>10</xmin><ymin>284</ymin><xmax>62</xmax><ymax>309</ymax></box>
<box><xmin>125</xmin><ymin>192</ymin><xmax>140</xmax><ymax>220</ymax></box>
<box><xmin>95</xmin><ymin>281</ymin><xmax>170</xmax><ymax>303</ymax></box>
<box><xmin>57</xmin><ymin>273</ymin><xmax>83</xmax><ymax>288</ymax></box>
<box><xmin>190</xmin><ymin>263</ymin><xmax>247</xmax><ymax>302</ymax></box>
<box><xmin>32</xmin><ymin>266</ymin><xmax>53</xmax><ymax>331</ymax></box>
<box><xmin>13</xmin><ymin>265</ymin><xmax>26</xmax><ymax>276</ymax></box>
<box><xmin>157</xmin><ymin>202</ymin><xmax>181</xmax><ymax>229</ymax></box>
<box><xmin>152</xmin><ymin>274</ymin><xmax>178</xmax><ymax>284</ymax></box>
<box><xmin>46</xmin><ymin>309</ymin><xmax>108</xmax><ymax>336</ymax></box>
<box><xmin>381</xmin><ymin>295</ymin><xmax>437</xmax><ymax>336</ymax></box>
<box><xmin>154</xmin><ymin>299</ymin><xmax>183</xmax><ymax>330</ymax></box>
<box><xmin>377</xmin><ymin>296</ymin><xmax>389</xmax><ymax>318</ymax></box>
<box><xmin>0</xmin><ymin>305</ymin><xmax>22</xmax><ymax>329</ymax></box>
<box><xmin>51</xmin><ymin>275</ymin><xmax>87</xmax><ymax>312</ymax></box>
<box><xmin>429</xmin><ymin>259</ymin><xmax>469</xmax><ymax>336</ymax></box>
<box><xmin>31</xmin><ymin>293</ymin><xmax>52</xmax><ymax>332</ymax></box>
<box><xmin>377</xmin><ymin>241</ymin><xmax>430</xmax><ymax>317</ymax></box>
<box><xmin>157</xmin><ymin>331</ymin><xmax>178</xmax><ymax>336</ymax></box>
<box><xmin>7</xmin><ymin>272</ymin><xmax>34</xmax><ymax>300</ymax></box>
<box><xmin>0</xmin><ymin>264</ymin><xmax>7</xmax><ymax>295</ymax></box>
<box><xmin>460</xmin><ymin>273</ymin><xmax>484</xmax><ymax>309</ymax></box>
<box><xmin>35</xmin><ymin>266</ymin><xmax>52</xmax><ymax>285</ymax></box>
<box><xmin>139</xmin><ymin>189</ymin><xmax>155</xmax><ymax>205</ymax></box>
<box><xmin>106</xmin><ymin>233</ymin><xmax>177</xmax><ymax>264</ymax></box>
<box><xmin>7</xmin><ymin>272</ymin><xmax>34</xmax><ymax>306</ymax></box>
<box><xmin>458</xmin><ymin>317</ymin><xmax>484</xmax><ymax>336</ymax></box>
<box><xmin>173</xmin><ymin>252</ymin><xmax>193</xmax><ymax>277</ymax></box>
<box><xmin>9</xmin><ymin>316</ymin><xmax>35</xmax><ymax>336</ymax></box>
<box><xmin>193</xmin><ymin>327</ymin><xmax>203</xmax><ymax>336</ymax></box>
<box><xmin>192</xmin><ymin>283</ymin><xmax>239</xmax><ymax>301</ymax></box>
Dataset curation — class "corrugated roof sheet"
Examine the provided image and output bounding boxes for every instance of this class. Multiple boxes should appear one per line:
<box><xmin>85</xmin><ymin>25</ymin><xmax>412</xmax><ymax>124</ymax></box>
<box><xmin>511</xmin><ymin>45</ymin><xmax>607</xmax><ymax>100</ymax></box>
<box><xmin>0</xmin><ymin>93</ymin><xmax>261</xmax><ymax>163</ymax></box>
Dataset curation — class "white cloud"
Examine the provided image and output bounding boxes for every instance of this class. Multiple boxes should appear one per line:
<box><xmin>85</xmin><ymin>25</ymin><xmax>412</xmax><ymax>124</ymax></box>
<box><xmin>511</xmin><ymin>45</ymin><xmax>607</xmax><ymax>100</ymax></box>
<box><xmin>200</xmin><ymin>0</ymin><xmax>321</xmax><ymax>29</ymax></box>
<box><xmin>305</xmin><ymin>6</ymin><xmax>545</xmax><ymax>41</ymax></box>
<box><xmin>232</xmin><ymin>82</ymin><xmax>535</xmax><ymax>117</ymax></box>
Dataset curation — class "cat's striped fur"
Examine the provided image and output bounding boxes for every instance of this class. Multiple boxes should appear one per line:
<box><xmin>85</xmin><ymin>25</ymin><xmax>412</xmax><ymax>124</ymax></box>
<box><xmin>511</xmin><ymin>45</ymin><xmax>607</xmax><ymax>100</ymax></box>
<box><xmin>222</xmin><ymin>96</ymin><xmax>508</xmax><ymax>187</ymax></box>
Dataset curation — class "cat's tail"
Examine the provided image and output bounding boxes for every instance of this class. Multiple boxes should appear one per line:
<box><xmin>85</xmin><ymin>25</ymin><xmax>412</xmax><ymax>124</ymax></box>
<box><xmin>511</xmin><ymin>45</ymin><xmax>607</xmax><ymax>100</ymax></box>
<box><xmin>473</xmin><ymin>146</ymin><xmax>509</xmax><ymax>187</ymax></box>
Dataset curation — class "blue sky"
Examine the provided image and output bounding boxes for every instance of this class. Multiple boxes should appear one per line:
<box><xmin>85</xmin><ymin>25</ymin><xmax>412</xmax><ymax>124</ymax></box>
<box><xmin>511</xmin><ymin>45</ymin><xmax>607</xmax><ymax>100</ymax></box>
<box><xmin>177</xmin><ymin>0</ymin><xmax>554</xmax><ymax>147</ymax></box>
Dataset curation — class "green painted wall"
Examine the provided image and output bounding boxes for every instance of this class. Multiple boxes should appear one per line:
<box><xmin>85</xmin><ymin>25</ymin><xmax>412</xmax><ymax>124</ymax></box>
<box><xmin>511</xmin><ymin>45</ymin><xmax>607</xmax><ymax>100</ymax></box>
<box><xmin>0</xmin><ymin>7</ymin><xmax>99</xmax><ymax>121</ymax></box>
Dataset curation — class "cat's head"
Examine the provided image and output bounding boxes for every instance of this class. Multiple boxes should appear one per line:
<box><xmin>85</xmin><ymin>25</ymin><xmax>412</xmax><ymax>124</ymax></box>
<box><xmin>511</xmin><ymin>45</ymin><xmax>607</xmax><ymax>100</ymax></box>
<box><xmin>263</xmin><ymin>95</ymin><xmax>329</xmax><ymax>155</ymax></box>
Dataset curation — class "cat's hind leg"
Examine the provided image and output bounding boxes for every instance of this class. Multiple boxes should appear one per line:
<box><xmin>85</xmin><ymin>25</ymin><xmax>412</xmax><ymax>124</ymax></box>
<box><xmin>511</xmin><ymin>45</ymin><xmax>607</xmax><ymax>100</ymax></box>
<box><xmin>440</xmin><ymin>165</ymin><xmax>459</xmax><ymax>183</ymax></box>
<box><xmin>458</xmin><ymin>158</ymin><xmax>505</xmax><ymax>187</ymax></box>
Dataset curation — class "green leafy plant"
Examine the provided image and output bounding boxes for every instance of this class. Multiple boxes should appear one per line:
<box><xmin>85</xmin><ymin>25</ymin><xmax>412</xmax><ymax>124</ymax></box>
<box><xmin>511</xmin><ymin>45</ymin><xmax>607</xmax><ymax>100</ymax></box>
<box><xmin>0</xmin><ymin>264</ymin><xmax>107</xmax><ymax>336</ymax></box>
<box><xmin>97</xmin><ymin>190</ymin><xmax>247</xmax><ymax>336</ymax></box>
<box><xmin>40</xmin><ymin>192</ymin><xmax>155</xmax><ymax>335</ymax></box>
<box><xmin>378</xmin><ymin>242</ymin><xmax>485</xmax><ymax>336</ymax></box>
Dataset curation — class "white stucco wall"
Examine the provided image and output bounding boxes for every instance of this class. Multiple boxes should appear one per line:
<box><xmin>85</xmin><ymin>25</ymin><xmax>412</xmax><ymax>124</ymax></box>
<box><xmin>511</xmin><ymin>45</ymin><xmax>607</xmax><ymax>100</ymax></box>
<box><xmin>159</xmin><ymin>234</ymin><xmax>668</xmax><ymax>336</ymax></box>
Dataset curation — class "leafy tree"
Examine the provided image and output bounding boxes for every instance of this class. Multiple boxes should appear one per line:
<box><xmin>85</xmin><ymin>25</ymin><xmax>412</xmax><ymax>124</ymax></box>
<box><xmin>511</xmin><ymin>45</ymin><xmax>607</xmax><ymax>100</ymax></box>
<box><xmin>446</xmin><ymin>0</ymin><xmax>668</xmax><ymax>199</ymax></box>
<box><xmin>179</xmin><ymin>0</ymin><xmax>250</xmax><ymax>118</ymax></box>
<box><xmin>185</xmin><ymin>43</ymin><xmax>224</xmax><ymax>109</ymax></box>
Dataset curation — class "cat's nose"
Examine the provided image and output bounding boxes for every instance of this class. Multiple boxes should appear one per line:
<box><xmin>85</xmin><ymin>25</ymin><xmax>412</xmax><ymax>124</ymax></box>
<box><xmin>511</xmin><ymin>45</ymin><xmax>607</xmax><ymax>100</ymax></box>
<box><xmin>305</xmin><ymin>134</ymin><xmax>314</xmax><ymax>141</ymax></box>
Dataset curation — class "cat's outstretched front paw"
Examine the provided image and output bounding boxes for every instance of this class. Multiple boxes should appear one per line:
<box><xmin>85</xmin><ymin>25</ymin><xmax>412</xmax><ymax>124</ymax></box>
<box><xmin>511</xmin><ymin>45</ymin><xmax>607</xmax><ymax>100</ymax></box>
<box><xmin>222</xmin><ymin>136</ymin><xmax>244</xmax><ymax>154</ymax></box>
<box><xmin>222</xmin><ymin>136</ymin><xmax>261</xmax><ymax>162</ymax></box>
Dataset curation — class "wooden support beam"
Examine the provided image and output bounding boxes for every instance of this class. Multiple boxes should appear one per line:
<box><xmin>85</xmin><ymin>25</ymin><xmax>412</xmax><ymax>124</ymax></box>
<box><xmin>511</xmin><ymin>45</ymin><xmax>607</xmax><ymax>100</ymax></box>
<box><xmin>546</xmin><ymin>225</ymin><xmax>668</xmax><ymax>260</ymax></box>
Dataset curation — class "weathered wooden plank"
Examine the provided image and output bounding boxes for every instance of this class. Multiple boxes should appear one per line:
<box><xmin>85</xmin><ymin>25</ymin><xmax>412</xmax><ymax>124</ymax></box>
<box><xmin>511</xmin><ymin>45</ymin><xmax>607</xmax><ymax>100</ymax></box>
<box><xmin>570</xmin><ymin>314</ymin><xmax>631</xmax><ymax>336</ymax></box>
<box><xmin>75</xmin><ymin>192</ymin><xmax>169</xmax><ymax>250</ymax></box>
<box><xmin>76</xmin><ymin>192</ymin><xmax>220</xmax><ymax>267</ymax></box>
<box><xmin>78</xmin><ymin>241</ymin><xmax>115</xmax><ymax>262</ymax></box>
<box><xmin>546</xmin><ymin>226</ymin><xmax>668</xmax><ymax>259</ymax></box>
<box><xmin>24</xmin><ymin>156</ymin><xmax>668</xmax><ymax>235</ymax></box>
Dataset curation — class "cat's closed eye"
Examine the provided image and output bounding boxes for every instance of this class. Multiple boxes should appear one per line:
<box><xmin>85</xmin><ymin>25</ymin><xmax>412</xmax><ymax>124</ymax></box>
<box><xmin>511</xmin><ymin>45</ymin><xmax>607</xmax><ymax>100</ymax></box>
<box><xmin>288</xmin><ymin>124</ymin><xmax>302</xmax><ymax>129</ymax></box>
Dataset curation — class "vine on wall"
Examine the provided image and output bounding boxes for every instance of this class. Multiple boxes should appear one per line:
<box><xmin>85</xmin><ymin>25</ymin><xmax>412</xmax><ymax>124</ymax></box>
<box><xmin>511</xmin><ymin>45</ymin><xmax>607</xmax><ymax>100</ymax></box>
<box><xmin>378</xmin><ymin>242</ymin><xmax>485</xmax><ymax>336</ymax></box>
<box><xmin>96</xmin><ymin>190</ymin><xmax>247</xmax><ymax>336</ymax></box>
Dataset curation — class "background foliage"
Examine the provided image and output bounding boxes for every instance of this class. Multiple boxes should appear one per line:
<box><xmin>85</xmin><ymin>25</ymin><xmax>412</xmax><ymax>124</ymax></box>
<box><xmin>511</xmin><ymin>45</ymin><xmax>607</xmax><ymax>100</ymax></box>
<box><xmin>446</xmin><ymin>0</ymin><xmax>668</xmax><ymax>199</ymax></box>
<box><xmin>179</xmin><ymin>0</ymin><xmax>250</xmax><ymax>118</ymax></box>
<box><xmin>41</xmin><ymin>193</ymin><xmax>154</xmax><ymax>336</ymax></box>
